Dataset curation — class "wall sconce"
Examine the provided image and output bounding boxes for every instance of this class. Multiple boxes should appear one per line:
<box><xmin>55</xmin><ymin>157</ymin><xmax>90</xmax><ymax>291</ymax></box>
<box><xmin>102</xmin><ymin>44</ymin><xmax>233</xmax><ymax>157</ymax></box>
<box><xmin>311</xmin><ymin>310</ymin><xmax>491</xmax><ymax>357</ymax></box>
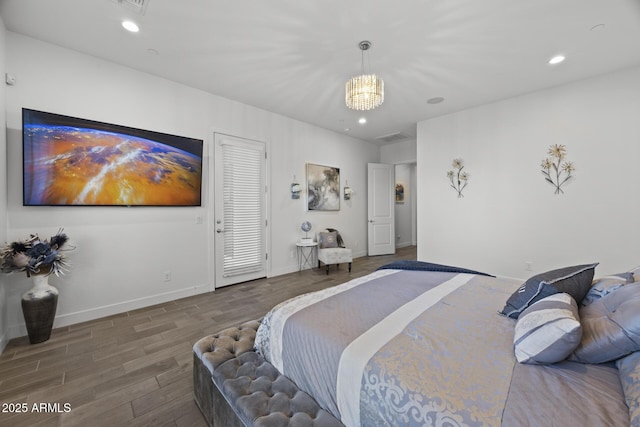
<box><xmin>291</xmin><ymin>175</ymin><xmax>301</xmax><ymax>199</ymax></box>
<box><xmin>344</xmin><ymin>181</ymin><xmax>352</xmax><ymax>200</ymax></box>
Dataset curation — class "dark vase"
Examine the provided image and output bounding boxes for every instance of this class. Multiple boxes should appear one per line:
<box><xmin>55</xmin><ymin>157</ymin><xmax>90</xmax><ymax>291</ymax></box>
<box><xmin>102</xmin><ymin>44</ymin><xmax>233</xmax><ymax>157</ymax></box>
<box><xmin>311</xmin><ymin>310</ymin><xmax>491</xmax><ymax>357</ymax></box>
<box><xmin>21</xmin><ymin>274</ymin><xmax>58</xmax><ymax>344</ymax></box>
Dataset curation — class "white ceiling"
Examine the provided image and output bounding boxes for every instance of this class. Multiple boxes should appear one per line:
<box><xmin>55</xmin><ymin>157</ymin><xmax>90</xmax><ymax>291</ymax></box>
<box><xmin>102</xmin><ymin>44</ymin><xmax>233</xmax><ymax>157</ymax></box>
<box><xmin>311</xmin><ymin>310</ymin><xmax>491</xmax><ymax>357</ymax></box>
<box><xmin>1</xmin><ymin>0</ymin><xmax>639</xmax><ymax>145</ymax></box>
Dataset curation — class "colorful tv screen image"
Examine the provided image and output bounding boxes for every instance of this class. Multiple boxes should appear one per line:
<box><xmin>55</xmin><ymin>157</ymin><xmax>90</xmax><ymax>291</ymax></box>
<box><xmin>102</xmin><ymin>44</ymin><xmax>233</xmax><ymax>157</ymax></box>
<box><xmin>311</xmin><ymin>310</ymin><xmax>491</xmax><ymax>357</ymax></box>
<box><xmin>22</xmin><ymin>109</ymin><xmax>203</xmax><ymax>206</ymax></box>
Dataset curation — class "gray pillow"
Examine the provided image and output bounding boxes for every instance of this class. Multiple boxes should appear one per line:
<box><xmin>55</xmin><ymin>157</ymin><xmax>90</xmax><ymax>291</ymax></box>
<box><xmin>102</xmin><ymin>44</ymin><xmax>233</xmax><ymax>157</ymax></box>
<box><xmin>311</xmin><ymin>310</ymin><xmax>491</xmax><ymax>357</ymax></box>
<box><xmin>318</xmin><ymin>231</ymin><xmax>338</xmax><ymax>249</ymax></box>
<box><xmin>571</xmin><ymin>282</ymin><xmax>640</xmax><ymax>364</ymax></box>
<box><xmin>617</xmin><ymin>351</ymin><xmax>640</xmax><ymax>426</ymax></box>
<box><xmin>500</xmin><ymin>263</ymin><xmax>598</xmax><ymax>319</ymax></box>
<box><xmin>582</xmin><ymin>272</ymin><xmax>635</xmax><ymax>307</ymax></box>
<box><xmin>514</xmin><ymin>293</ymin><xmax>582</xmax><ymax>365</ymax></box>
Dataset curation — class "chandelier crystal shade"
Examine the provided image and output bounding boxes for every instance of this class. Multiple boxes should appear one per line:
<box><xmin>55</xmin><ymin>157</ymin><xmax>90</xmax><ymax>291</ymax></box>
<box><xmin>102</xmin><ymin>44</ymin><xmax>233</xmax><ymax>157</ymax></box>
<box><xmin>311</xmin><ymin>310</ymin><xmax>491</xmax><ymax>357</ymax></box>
<box><xmin>345</xmin><ymin>41</ymin><xmax>384</xmax><ymax>111</ymax></box>
<box><xmin>345</xmin><ymin>74</ymin><xmax>384</xmax><ymax>110</ymax></box>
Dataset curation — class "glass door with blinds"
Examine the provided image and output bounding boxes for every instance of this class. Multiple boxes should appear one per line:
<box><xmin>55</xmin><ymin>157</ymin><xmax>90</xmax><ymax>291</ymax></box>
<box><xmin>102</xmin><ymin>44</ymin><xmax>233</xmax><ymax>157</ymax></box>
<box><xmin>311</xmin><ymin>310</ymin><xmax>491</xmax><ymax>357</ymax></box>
<box><xmin>214</xmin><ymin>133</ymin><xmax>266</xmax><ymax>288</ymax></box>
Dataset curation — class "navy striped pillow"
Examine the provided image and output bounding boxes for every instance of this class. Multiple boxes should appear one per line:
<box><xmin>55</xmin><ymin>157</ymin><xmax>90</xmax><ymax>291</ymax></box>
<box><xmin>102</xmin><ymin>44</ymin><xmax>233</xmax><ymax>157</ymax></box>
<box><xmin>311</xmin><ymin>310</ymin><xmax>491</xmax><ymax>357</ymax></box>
<box><xmin>501</xmin><ymin>263</ymin><xmax>597</xmax><ymax>319</ymax></box>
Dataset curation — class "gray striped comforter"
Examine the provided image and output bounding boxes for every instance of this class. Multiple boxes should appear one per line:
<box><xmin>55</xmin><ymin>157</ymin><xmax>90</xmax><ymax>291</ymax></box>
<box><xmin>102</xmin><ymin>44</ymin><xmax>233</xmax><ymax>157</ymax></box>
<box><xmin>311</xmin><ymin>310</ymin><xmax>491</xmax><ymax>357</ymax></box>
<box><xmin>255</xmin><ymin>269</ymin><xmax>629</xmax><ymax>426</ymax></box>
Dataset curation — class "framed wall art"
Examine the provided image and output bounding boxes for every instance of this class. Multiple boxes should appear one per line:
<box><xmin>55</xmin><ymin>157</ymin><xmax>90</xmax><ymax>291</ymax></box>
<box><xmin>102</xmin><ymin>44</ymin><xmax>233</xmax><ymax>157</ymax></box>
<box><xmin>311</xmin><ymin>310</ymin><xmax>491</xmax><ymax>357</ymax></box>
<box><xmin>306</xmin><ymin>163</ymin><xmax>340</xmax><ymax>211</ymax></box>
<box><xmin>395</xmin><ymin>182</ymin><xmax>405</xmax><ymax>203</ymax></box>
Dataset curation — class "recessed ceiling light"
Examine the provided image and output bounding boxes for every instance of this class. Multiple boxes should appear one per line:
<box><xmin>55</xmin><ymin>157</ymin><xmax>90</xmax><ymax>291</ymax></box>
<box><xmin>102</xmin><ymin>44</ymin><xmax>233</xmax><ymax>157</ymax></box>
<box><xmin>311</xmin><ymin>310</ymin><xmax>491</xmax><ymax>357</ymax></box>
<box><xmin>427</xmin><ymin>97</ymin><xmax>445</xmax><ymax>104</ymax></box>
<box><xmin>358</xmin><ymin>117</ymin><xmax>367</xmax><ymax>125</ymax></box>
<box><xmin>122</xmin><ymin>20</ymin><xmax>139</xmax><ymax>32</ymax></box>
<box><xmin>548</xmin><ymin>55</ymin><xmax>566</xmax><ymax>65</ymax></box>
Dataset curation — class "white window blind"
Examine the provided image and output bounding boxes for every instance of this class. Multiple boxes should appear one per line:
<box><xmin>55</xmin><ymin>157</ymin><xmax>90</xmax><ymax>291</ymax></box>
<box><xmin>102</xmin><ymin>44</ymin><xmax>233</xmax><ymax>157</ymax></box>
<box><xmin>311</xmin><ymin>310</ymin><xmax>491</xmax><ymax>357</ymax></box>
<box><xmin>221</xmin><ymin>142</ymin><xmax>264</xmax><ymax>278</ymax></box>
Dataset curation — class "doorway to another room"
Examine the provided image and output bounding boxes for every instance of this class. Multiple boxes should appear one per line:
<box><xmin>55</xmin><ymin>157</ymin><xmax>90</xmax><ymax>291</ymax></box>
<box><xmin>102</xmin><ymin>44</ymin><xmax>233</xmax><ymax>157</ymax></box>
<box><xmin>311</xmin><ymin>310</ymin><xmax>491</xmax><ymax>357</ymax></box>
<box><xmin>367</xmin><ymin>162</ymin><xmax>417</xmax><ymax>256</ymax></box>
<box><xmin>394</xmin><ymin>162</ymin><xmax>417</xmax><ymax>250</ymax></box>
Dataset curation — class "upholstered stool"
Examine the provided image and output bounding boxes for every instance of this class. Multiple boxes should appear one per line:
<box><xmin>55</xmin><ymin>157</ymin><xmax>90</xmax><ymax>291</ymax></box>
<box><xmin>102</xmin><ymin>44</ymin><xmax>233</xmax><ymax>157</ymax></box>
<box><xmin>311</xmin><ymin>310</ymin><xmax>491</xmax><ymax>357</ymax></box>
<box><xmin>193</xmin><ymin>319</ymin><xmax>344</xmax><ymax>427</ymax></box>
<box><xmin>317</xmin><ymin>247</ymin><xmax>352</xmax><ymax>275</ymax></box>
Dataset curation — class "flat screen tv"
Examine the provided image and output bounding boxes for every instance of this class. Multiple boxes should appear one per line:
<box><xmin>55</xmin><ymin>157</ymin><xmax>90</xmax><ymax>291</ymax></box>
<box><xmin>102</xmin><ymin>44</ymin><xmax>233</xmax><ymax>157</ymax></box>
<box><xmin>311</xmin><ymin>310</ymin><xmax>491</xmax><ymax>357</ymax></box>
<box><xmin>22</xmin><ymin>108</ymin><xmax>203</xmax><ymax>206</ymax></box>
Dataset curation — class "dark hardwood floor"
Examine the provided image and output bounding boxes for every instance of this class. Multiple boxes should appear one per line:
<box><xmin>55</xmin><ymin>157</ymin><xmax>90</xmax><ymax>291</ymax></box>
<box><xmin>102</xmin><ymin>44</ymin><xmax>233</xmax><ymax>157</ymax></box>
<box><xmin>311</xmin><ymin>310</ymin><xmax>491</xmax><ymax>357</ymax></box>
<box><xmin>0</xmin><ymin>246</ymin><xmax>416</xmax><ymax>426</ymax></box>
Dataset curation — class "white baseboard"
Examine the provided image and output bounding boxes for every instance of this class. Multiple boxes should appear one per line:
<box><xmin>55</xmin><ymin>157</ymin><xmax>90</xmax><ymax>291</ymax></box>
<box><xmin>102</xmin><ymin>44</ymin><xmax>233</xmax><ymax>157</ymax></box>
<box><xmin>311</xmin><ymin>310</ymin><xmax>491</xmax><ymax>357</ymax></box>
<box><xmin>0</xmin><ymin>329</ymin><xmax>8</xmax><ymax>355</ymax></box>
<box><xmin>270</xmin><ymin>250</ymin><xmax>368</xmax><ymax>277</ymax></box>
<box><xmin>269</xmin><ymin>264</ymin><xmax>305</xmax><ymax>278</ymax></box>
<box><xmin>2</xmin><ymin>248</ymin><xmax>387</xmax><ymax>347</ymax></box>
<box><xmin>6</xmin><ymin>283</ymin><xmax>210</xmax><ymax>342</ymax></box>
<box><xmin>353</xmin><ymin>249</ymin><xmax>368</xmax><ymax>258</ymax></box>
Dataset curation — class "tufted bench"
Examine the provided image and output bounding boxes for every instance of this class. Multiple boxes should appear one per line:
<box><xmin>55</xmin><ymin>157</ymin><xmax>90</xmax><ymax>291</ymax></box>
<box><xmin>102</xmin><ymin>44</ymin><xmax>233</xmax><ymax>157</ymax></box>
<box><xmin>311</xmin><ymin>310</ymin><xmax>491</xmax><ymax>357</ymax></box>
<box><xmin>193</xmin><ymin>320</ymin><xmax>344</xmax><ymax>427</ymax></box>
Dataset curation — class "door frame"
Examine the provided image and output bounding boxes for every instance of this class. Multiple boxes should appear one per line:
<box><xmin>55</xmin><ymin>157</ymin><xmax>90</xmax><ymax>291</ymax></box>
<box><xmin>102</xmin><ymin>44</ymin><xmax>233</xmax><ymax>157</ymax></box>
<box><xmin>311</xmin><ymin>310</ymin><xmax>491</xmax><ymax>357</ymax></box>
<box><xmin>367</xmin><ymin>162</ymin><xmax>396</xmax><ymax>256</ymax></box>
<box><xmin>211</xmin><ymin>132</ymin><xmax>269</xmax><ymax>289</ymax></box>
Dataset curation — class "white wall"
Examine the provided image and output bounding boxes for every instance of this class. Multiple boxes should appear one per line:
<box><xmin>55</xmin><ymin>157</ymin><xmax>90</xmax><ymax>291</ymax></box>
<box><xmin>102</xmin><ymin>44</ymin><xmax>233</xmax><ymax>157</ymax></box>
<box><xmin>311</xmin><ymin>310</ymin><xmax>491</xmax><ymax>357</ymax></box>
<box><xmin>417</xmin><ymin>66</ymin><xmax>640</xmax><ymax>280</ymax></box>
<box><xmin>2</xmin><ymin>32</ymin><xmax>378</xmax><ymax>341</ymax></box>
<box><xmin>380</xmin><ymin>139</ymin><xmax>416</xmax><ymax>165</ymax></box>
<box><xmin>0</xmin><ymin>16</ymin><xmax>8</xmax><ymax>353</ymax></box>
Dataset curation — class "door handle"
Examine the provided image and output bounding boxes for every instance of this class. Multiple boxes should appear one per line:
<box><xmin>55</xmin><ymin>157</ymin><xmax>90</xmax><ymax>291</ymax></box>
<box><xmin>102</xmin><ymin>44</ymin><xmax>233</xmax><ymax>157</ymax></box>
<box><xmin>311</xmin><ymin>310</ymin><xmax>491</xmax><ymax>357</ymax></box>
<box><xmin>216</xmin><ymin>229</ymin><xmax>224</xmax><ymax>233</ymax></box>
<box><xmin>368</xmin><ymin>220</ymin><xmax>374</xmax><ymax>223</ymax></box>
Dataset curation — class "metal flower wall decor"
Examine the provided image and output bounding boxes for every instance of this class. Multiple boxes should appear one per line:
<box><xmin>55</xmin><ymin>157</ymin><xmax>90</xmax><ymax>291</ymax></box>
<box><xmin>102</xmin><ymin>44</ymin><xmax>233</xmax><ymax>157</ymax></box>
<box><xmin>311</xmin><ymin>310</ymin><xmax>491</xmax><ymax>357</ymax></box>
<box><xmin>541</xmin><ymin>144</ymin><xmax>575</xmax><ymax>194</ymax></box>
<box><xmin>447</xmin><ymin>158</ymin><xmax>469</xmax><ymax>198</ymax></box>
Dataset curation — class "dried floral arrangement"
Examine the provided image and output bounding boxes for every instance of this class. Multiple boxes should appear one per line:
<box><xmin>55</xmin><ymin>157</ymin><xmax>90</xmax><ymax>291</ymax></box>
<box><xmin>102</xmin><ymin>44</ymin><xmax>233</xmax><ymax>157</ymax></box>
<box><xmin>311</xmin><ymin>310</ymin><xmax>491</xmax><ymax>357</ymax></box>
<box><xmin>541</xmin><ymin>144</ymin><xmax>575</xmax><ymax>194</ymax></box>
<box><xmin>0</xmin><ymin>229</ymin><xmax>73</xmax><ymax>277</ymax></box>
<box><xmin>447</xmin><ymin>158</ymin><xmax>470</xmax><ymax>198</ymax></box>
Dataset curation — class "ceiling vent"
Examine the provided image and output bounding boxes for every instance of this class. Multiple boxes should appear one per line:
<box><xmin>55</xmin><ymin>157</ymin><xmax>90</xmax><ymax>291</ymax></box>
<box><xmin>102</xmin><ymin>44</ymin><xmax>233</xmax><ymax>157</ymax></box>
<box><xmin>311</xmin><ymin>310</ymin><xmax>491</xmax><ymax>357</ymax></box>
<box><xmin>375</xmin><ymin>132</ymin><xmax>409</xmax><ymax>143</ymax></box>
<box><xmin>111</xmin><ymin>0</ymin><xmax>149</xmax><ymax>15</ymax></box>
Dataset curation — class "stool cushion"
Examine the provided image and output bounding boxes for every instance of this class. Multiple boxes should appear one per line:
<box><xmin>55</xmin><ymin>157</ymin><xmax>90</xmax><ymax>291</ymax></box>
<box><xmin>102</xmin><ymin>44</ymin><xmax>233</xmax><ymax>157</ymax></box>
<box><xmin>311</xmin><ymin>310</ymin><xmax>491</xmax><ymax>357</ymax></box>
<box><xmin>317</xmin><ymin>248</ymin><xmax>352</xmax><ymax>265</ymax></box>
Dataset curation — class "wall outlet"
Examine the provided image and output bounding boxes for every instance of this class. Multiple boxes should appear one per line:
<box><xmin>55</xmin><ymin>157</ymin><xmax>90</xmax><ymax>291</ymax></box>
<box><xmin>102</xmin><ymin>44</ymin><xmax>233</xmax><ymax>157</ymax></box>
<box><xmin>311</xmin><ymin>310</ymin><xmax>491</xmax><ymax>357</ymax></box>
<box><xmin>164</xmin><ymin>271</ymin><xmax>172</xmax><ymax>282</ymax></box>
<box><xmin>290</xmin><ymin>249</ymin><xmax>295</xmax><ymax>259</ymax></box>
<box><xmin>525</xmin><ymin>262</ymin><xmax>533</xmax><ymax>271</ymax></box>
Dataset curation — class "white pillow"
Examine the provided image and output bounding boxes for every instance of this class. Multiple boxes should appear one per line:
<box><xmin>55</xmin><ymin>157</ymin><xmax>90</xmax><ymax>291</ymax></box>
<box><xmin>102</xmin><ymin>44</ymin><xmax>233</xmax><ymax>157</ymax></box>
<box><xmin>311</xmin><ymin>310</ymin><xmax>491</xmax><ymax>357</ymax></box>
<box><xmin>514</xmin><ymin>293</ymin><xmax>582</xmax><ymax>365</ymax></box>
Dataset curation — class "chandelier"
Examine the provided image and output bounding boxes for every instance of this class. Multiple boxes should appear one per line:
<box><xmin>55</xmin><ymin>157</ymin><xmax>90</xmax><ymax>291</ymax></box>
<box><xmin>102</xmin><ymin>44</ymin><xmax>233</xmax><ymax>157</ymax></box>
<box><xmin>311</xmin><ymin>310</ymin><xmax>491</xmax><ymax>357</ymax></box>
<box><xmin>345</xmin><ymin>41</ymin><xmax>384</xmax><ymax>111</ymax></box>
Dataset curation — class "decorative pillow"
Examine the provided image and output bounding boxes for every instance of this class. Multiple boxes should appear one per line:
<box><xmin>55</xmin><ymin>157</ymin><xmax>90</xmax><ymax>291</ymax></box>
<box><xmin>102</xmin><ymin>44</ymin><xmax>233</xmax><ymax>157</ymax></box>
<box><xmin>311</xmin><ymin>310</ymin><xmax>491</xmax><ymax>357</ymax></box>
<box><xmin>500</xmin><ymin>263</ymin><xmax>598</xmax><ymax>319</ymax></box>
<box><xmin>631</xmin><ymin>265</ymin><xmax>640</xmax><ymax>283</ymax></box>
<box><xmin>513</xmin><ymin>293</ymin><xmax>582</xmax><ymax>365</ymax></box>
<box><xmin>616</xmin><ymin>351</ymin><xmax>640</xmax><ymax>427</ymax></box>
<box><xmin>582</xmin><ymin>272</ymin><xmax>635</xmax><ymax>307</ymax></box>
<box><xmin>571</xmin><ymin>282</ymin><xmax>640</xmax><ymax>364</ymax></box>
<box><xmin>318</xmin><ymin>231</ymin><xmax>338</xmax><ymax>249</ymax></box>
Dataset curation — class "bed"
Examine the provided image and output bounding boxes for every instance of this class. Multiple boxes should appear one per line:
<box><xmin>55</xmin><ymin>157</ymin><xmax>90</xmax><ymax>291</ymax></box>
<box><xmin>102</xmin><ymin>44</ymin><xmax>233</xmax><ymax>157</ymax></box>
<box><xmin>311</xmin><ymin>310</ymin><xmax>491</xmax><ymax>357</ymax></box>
<box><xmin>194</xmin><ymin>261</ymin><xmax>640</xmax><ymax>426</ymax></box>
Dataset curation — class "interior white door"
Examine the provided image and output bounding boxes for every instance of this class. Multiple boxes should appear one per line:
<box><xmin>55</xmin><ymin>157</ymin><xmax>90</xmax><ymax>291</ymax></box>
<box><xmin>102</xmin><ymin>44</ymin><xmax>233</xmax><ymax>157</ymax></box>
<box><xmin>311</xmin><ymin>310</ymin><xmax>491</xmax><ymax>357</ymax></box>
<box><xmin>367</xmin><ymin>163</ymin><xmax>395</xmax><ymax>255</ymax></box>
<box><xmin>214</xmin><ymin>133</ymin><xmax>266</xmax><ymax>288</ymax></box>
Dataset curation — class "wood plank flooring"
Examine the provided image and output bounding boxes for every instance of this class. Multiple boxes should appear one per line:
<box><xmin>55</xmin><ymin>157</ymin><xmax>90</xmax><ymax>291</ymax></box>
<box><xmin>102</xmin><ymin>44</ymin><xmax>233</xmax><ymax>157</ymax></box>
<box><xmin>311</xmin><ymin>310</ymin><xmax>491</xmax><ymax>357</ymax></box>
<box><xmin>0</xmin><ymin>246</ymin><xmax>416</xmax><ymax>426</ymax></box>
